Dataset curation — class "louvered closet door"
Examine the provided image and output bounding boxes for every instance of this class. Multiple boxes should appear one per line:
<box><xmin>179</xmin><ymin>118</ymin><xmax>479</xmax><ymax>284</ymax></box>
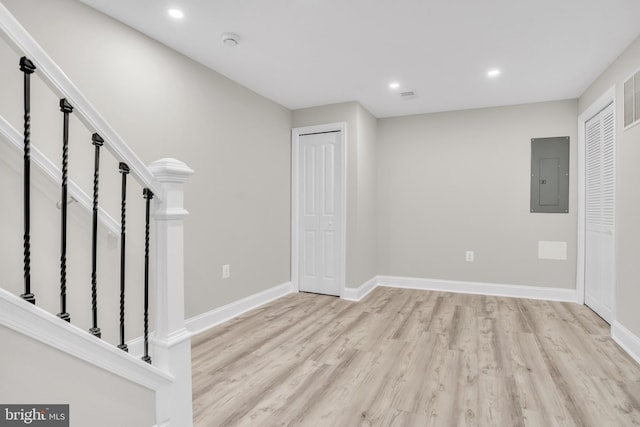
<box><xmin>585</xmin><ymin>102</ymin><xmax>615</xmax><ymax>323</ymax></box>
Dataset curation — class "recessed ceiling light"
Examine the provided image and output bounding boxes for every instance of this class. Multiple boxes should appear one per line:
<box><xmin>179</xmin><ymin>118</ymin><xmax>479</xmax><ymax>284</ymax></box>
<box><xmin>168</xmin><ymin>9</ymin><xmax>184</xmax><ymax>19</ymax></box>
<box><xmin>487</xmin><ymin>68</ymin><xmax>501</xmax><ymax>77</ymax></box>
<box><xmin>389</xmin><ymin>82</ymin><xmax>400</xmax><ymax>89</ymax></box>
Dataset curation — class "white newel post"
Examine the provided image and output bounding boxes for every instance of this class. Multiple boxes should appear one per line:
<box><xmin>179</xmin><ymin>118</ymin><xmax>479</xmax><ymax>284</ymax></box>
<box><xmin>148</xmin><ymin>158</ymin><xmax>194</xmax><ymax>427</ymax></box>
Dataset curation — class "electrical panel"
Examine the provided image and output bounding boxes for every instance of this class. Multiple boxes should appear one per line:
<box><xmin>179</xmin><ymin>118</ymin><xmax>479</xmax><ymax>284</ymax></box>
<box><xmin>530</xmin><ymin>136</ymin><xmax>569</xmax><ymax>213</ymax></box>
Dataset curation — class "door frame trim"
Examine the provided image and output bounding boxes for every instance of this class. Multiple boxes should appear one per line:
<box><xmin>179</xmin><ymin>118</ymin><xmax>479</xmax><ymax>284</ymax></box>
<box><xmin>291</xmin><ymin>122</ymin><xmax>347</xmax><ymax>298</ymax></box>
<box><xmin>577</xmin><ymin>86</ymin><xmax>616</xmax><ymax>320</ymax></box>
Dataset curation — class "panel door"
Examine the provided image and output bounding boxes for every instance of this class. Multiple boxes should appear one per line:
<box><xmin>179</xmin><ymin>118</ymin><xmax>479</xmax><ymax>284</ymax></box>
<box><xmin>298</xmin><ymin>131</ymin><xmax>342</xmax><ymax>296</ymax></box>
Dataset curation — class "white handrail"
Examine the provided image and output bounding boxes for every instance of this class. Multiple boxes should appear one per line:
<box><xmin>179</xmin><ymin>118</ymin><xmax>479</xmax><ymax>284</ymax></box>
<box><xmin>0</xmin><ymin>2</ymin><xmax>163</xmax><ymax>201</ymax></box>
<box><xmin>0</xmin><ymin>115</ymin><xmax>120</xmax><ymax>235</ymax></box>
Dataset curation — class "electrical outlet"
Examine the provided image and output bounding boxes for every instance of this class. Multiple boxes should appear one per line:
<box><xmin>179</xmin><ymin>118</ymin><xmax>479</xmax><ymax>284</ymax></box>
<box><xmin>465</xmin><ymin>251</ymin><xmax>474</xmax><ymax>262</ymax></box>
<box><xmin>222</xmin><ymin>264</ymin><xmax>230</xmax><ymax>279</ymax></box>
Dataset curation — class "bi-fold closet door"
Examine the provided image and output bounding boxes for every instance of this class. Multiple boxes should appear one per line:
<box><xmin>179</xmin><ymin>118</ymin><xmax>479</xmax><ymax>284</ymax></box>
<box><xmin>584</xmin><ymin>102</ymin><xmax>615</xmax><ymax>323</ymax></box>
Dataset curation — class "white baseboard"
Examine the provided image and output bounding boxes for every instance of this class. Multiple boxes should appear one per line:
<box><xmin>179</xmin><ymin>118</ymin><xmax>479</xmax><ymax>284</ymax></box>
<box><xmin>130</xmin><ymin>275</ymin><xmax>578</xmax><ymax>350</ymax></box>
<box><xmin>185</xmin><ymin>282</ymin><xmax>294</xmax><ymax>336</ymax></box>
<box><xmin>127</xmin><ymin>281</ymin><xmax>295</xmax><ymax>354</ymax></box>
<box><xmin>343</xmin><ymin>276</ymin><xmax>378</xmax><ymax>302</ymax></box>
<box><xmin>377</xmin><ymin>275</ymin><xmax>579</xmax><ymax>303</ymax></box>
<box><xmin>612</xmin><ymin>321</ymin><xmax>640</xmax><ymax>365</ymax></box>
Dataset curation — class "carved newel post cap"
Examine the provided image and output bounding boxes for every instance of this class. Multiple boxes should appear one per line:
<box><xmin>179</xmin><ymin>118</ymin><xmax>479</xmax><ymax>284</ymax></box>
<box><xmin>148</xmin><ymin>158</ymin><xmax>194</xmax><ymax>183</ymax></box>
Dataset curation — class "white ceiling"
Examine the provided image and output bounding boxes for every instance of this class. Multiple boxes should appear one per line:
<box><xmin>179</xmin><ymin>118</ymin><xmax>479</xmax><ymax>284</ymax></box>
<box><xmin>78</xmin><ymin>0</ymin><xmax>640</xmax><ymax>118</ymax></box>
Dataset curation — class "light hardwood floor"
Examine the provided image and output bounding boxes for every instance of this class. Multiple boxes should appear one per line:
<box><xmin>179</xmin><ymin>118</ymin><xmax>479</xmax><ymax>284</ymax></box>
<box><xmin>192</xmin><ymin>287</ymin><xmax>640</xmax><ymax>426</ymax></box>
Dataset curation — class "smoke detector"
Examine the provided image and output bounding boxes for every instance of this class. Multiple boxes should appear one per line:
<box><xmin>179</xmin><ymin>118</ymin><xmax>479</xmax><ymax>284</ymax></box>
<box><xmin>221</xmin><ymin>32</ymin><xmax>240</xmax><ymax>47</ymax></box>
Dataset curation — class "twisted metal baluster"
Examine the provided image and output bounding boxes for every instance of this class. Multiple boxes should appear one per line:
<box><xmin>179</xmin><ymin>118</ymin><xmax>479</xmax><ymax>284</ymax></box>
<box><xmin>19</xmin><ymin>57</ymin><xmax>36</xmax><ymax>305</ymax></box>
<box><xmin>89</xmin><ymin>133</ymin><xmax>104</xmax><ymax>338</ymax></box>
<box><xmin>57</xmin><ymin>98</ymin><xmax>73</xmax><ymax>322</ymax></box>
<box><xmin>117</xmin><ymin>163</ymin><xmax>130</xmax><ymax>352</ymax></box>
<box><xmin>142</xmin><ymin>188</ymin><xmax>153</xmax><ymax>364</ymax></box>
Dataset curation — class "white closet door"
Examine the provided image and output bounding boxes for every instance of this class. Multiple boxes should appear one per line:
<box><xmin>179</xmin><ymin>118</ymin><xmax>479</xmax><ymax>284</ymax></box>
<box><xmin>584</xmin><ymin>102</ymin><xmax>615</xmax><ymax>323</ymax></box>
<box><xmin>298</xmin><ymin>131</ymin><xmax>342</xmax><ymax>296</ymax></box>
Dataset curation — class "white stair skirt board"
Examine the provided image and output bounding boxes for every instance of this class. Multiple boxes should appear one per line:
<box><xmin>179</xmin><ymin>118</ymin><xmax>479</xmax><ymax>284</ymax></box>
<box><xmin>0</xmin><ymin>288</ymin><xmax>173</xmax><ymax>390</ymax></box>
<box><xmin>343</xmin><ymin>276</ymin><xmax>378</xmax><ymax>302</ymax></box>
<box><xmin>612</xmin><ymin>321</ymin><xmax>640</xmax><ymax>365</ymax></box>
<box><xmin>185</xmin><ymin>282</ymin><xmax>294</xmax><ymax>336</ymax></box>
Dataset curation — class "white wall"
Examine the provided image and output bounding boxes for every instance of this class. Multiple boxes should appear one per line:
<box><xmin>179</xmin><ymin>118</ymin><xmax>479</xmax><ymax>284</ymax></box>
<box><xmin>0</xmin><ymin>0</ymin><xmax>293</xmax><ymax>323</ymax></box>
<box><xmin>579</xmin><ymin>35</ymin><xmax>640</xmax><ymax>339</ymax></box>
<box><xmin>0</xmin><ymin>324</ymin><xmax>155</xmax><ymax>427</ymax></box>
<box><xmin>376</xmin><ymin>100</ymin><xmax>578</xmax><ymax>289</ymax></box>
<box><xmin>354</xmin><ymin>104</ymin><xmax>377</xmax><ymax>286</ymax></box>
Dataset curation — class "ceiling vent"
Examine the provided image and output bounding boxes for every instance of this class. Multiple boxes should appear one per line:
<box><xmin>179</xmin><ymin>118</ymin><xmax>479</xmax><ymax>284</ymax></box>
<box><xmin>623</xmin><ymin>68</ymin><xmax>640</xmax><ymax>129</ymax></box>
<box><xmin>400</xmin><ymin>91</ymin><xmax>416</xmax><ymax>98</ymax></box>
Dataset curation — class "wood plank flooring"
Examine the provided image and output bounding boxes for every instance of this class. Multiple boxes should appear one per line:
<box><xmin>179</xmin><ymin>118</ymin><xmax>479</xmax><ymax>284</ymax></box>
<box><xmin>192</xmin><ymin>287</ymin><xmax>640</xmax><ymax>426</ymax></box>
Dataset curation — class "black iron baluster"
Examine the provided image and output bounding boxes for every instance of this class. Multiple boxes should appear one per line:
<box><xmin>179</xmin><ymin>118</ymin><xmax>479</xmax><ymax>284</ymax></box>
<box><xmin>19</xmin><ymin>57</ymin><xmax>36</xmax><ymax>305</ymax></box>
<box><xmin>57</xmin><ymin>98</ymin><xmax>73</xmax><ymax>322</ymax></box>
<box><xmin>142</xmin><ymin>188</ymin><xmax>153</xmax><ymax>364</ymax></box>
<box><xmin>89</xmin><ymin>133</ymin><xmax>103</xmax><ymax>338</ymax></box>
<box><xmin>117</xmin><ymin>163</ymin><xmax>130</xmax><ymax>352</ymax></box>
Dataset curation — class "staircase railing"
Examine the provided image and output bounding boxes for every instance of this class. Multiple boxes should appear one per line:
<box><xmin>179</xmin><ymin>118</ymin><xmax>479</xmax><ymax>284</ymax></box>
<box><xmin>0</xmin><ymin>3</ymin><xmax>193</xmax><ymax>426</ymax></box>
<box><xmin>0</xmin><ymin>114</ymin><xmax>120</xmax><ymax>235</ymax></box>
